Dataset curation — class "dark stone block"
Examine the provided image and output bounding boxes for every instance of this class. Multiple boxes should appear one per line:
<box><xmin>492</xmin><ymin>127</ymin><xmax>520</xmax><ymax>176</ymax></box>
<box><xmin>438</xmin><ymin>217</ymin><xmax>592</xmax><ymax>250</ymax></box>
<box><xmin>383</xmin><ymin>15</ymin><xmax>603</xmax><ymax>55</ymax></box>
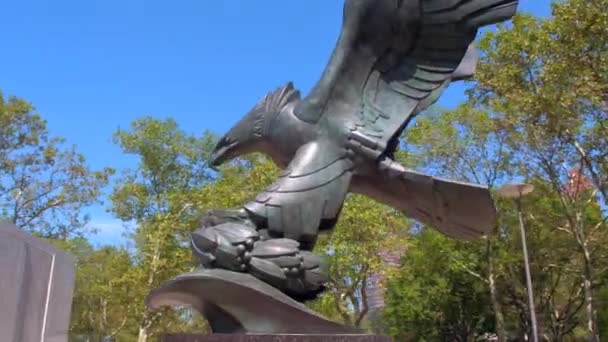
<box><xmin>0</xmin><ymin>222</ymin><xmax>76</xmax><ymax>342</ymax></box>
<box><xmin>159</xmin><ymin>334</ymin><xmax>392</xmax><ymax>342</ymax></box>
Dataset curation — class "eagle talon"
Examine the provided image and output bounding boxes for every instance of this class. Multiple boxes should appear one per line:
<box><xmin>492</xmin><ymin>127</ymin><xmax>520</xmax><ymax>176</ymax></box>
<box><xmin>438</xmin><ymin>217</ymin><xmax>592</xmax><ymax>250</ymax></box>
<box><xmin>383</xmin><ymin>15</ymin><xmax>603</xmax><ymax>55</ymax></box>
<box><xmin>191</xmin><ymin>223</ymin><xmax>328</xmax><ymax>300</ymax></box>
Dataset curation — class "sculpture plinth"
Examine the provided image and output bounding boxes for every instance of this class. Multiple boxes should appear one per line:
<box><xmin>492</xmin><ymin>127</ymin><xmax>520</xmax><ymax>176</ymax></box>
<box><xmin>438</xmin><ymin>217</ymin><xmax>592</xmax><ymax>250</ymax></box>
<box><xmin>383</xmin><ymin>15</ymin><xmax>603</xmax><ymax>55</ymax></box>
<box><xmin>159</xmin><ymin>334</ymin><xmax>391</xmax><ymax>342</ymax></box>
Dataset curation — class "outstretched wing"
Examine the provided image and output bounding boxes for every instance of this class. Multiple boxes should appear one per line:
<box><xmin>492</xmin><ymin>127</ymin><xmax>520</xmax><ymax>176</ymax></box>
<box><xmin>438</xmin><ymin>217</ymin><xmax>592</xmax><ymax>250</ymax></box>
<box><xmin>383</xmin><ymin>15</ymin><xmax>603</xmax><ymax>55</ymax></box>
<box><xmin>353</xmin><ymin>161</ymin><xmax>497</xmax><ymax>239</ymax></box>
<box><xmin>295</xmin><ymin>0</ymin><xmax>518</xmax><ymax>155</ymax></box>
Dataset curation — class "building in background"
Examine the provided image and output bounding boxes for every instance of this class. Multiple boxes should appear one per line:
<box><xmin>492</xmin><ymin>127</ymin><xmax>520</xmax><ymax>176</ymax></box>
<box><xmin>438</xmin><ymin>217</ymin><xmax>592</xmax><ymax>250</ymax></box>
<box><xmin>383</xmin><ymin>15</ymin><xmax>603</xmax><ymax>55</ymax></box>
<box><xmin>366</xmin><ymin>247</ymin><xmax>404</xmax><ymax>328</ymax></box>
<box><xmin>564</xmin><ymin>167</ymin><xmax>592</xmax><ymax>198</ymax></box>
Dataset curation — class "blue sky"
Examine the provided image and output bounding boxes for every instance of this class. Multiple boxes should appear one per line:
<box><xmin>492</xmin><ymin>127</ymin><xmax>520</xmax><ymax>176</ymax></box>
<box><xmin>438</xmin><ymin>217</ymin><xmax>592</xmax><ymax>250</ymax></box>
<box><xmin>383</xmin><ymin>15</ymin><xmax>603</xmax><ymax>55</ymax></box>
<box><xmin>0</xmin><ymin>0</ymin><xmax>552</xmax><ymax>245</ymax></box>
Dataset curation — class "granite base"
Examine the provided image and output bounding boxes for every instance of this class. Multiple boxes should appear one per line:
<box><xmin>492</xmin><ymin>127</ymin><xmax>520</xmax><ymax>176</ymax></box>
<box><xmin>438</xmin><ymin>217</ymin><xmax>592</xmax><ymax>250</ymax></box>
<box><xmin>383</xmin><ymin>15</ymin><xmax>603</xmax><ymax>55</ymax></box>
<box><xmin>159</xmin><ymin>334</ymin><xmax>392</xmax><ymax>342</ymax></box>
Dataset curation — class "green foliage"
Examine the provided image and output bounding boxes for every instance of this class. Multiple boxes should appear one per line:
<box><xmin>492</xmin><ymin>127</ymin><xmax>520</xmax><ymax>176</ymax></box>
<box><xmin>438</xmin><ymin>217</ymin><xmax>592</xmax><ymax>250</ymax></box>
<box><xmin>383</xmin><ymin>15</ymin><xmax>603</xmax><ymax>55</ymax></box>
<box><xmin>188</xmin><ymin>154</ymin><xmax>279</xmax><ymax>210</ymax></box>
<box><xmin>384</xmin><ymin>231</ymin><xmax>493</xmax><ymax>341</ymax></box>
<box><xmin>111</xmin><ymin>117</ymin><xmax>216</xmax><ymax>222</ymax></box>
<box><xmin>384</xmin><ymin>1</ymin><xmax>608</xmax><ymax>340</ymax></box>
<box><xmin>52</xmin><ymin>238</ymin><xmax>139</xmax><ymax>340</ymax></box>
<box><xmin>4</xmin><ymin>1</ymin><xmax>607</xmax><ymax>340</ymax></box>
<box><xmin>311</xmin><ymin>194</ymin><xmax>410</xmax><ymax>328</ymax></box>
<box><xmin>474</xmin><ymin>0</ymin><xmax>608</xmax><ymax>204</ymax></box>
<box><xmin>471</xmin><ymin>2</ymin><xmax>608</xmax><ymax>339</ymax></box>
<box><xmin>405</xmin><ymin>104</ymin><xmax>516</xmax><ymax>187</ymax></box>
<box><xmin>599</xmin><ymin>284</ymin><xmax>608</xmax><ymax>338</ymax></box>
<box><xmin>0</xmin><ymin>91</ymin><xmax>114</xmax><ymax>238</ymax></box>
<box><xmin>109</xmin><ymin>117</ymin><xmax>218</xmax><ymax>341</ymax></box>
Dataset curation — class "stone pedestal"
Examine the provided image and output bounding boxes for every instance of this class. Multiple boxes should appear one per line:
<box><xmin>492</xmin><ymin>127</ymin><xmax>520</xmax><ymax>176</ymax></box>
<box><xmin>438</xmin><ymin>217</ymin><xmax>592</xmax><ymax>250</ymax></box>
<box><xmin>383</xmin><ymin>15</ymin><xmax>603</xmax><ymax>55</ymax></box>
<box><xmin>0</xmin><ymin>222</ymin><xmax>76</xmax><ymax>342</ymax></box>
<box><xmin>160</xmin><ymin>335</ymin><xmax>392</xmax><ymax>342</ymax></box>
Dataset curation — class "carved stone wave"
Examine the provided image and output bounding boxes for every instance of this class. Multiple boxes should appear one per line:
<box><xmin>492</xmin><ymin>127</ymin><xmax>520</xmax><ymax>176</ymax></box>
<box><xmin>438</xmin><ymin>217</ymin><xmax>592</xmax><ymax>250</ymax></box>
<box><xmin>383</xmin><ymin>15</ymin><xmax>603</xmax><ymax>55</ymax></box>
<box><xmin>147</xmin><ymin>269</ymin><xmax>359</xmax><ymax>334</ymax></box>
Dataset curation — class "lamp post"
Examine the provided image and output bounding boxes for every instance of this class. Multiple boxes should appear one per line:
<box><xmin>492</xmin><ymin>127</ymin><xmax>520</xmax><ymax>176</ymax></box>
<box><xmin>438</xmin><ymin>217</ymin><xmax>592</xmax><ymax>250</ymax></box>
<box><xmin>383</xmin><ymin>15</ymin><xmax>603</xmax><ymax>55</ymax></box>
<box><xmin>497</xmin><ymin>183</ymin><xmax>538</xmax><ymax>342</ymax></box>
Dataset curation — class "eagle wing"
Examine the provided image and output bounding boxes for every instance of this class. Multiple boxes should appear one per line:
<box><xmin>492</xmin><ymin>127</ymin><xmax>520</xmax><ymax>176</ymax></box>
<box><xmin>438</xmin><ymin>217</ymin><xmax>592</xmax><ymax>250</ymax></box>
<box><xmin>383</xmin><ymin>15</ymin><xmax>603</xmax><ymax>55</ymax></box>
<box><xmin>353</xmin><ymin>162</ymin><xmax>497</xmax><ymax>239</ymax></box>
<box><xmin>294</xmin><ymin>0</ymin><xmax>518</xmax><ymax>155</ymax></box>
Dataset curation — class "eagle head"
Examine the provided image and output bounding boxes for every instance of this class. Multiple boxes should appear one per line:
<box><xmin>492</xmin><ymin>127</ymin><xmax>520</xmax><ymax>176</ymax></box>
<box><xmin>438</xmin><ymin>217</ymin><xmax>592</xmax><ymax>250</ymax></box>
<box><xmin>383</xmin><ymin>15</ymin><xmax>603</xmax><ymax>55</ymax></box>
<box><xmin>209</xmin><ymin>82</ymin><xmax>300</xmax><ymax>168</ymax></box>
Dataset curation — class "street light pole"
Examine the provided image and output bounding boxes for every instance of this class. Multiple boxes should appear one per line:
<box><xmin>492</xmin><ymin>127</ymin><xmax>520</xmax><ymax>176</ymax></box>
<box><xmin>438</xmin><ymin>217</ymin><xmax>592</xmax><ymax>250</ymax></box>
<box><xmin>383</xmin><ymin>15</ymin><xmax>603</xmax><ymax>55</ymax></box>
<box><xmin>498</xmin><ymin>183</ymin><xmax>538</xmax><ymax>342</ymax></box>
<box><xmin>516</xmin><ymin>196</ymin><xmax>539</xmax><ymax>342</ymax></box>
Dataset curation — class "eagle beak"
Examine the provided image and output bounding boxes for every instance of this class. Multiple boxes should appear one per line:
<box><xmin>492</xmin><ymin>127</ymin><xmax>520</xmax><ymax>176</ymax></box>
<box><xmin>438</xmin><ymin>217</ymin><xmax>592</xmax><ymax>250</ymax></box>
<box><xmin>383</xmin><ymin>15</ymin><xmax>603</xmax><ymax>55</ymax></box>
<box><xmin>209</xmin><ymin>136</ymin><xmax>239</xmax><ymax>169</ymax></box>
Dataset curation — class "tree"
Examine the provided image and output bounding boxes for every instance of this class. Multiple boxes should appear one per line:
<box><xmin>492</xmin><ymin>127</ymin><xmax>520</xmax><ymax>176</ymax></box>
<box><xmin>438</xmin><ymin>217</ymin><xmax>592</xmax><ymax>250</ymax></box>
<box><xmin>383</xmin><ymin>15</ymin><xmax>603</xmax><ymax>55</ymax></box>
<box><xmin>472</xmin><ymin>3</ymin><xmax>608</xmax><ymax>339</ymax></box>
<box><xmin>384</xmin><ymin>2</ymin><xmax>608</xmax><ymax>337</ymax></box>
<box><xmin>384</xmin><ymin>230</ymin><xmax>495</xmax><ymax>342</ymax></box>
<box><xmin>187</xmin><ymin>154</ymin><xmax>279</xmax><ymax>211</ymax></box>
<box><xmin>110</xmin><ymin>117</ymin><xmax>216</xmax><ymax>342</ymax></box>
<box><xmin>384</xmin><ymin>111</ymin><xmax>605</xmax><ymax>340</ymax></box>
<box><xmin>399</xmin><ymin>104</ymin><xmax>516</xmax><ymax>341</ymax></box>
<box><xmin>310</xmin><ymin>195</ymin><xmax>409</xmax><ymax>329</ymax></box>
<box><xmin>489</xmin><ymin>180</ymin><xmax>603</xmax><ymax>341</ymax></box>
<box><xmin>599</xmin><ymin>282</ymin><xmax>608</xmax><ymax>338</ymax></box>
<box><xmin>0</xmin><ymin>91</ymin><xmax>113</xmax><ymax>238</ymax></box>
<box><xmin>52</xmin><ymin>238</ymin><xmax>139</xmax><ymax>341</ymax></box>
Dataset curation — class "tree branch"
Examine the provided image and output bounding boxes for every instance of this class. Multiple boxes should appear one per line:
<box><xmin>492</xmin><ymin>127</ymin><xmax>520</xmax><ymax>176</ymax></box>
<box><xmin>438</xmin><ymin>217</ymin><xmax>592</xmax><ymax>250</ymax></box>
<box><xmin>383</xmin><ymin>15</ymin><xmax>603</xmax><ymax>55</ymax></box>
<box><xmin>330</xmin><ymin>286</ymin><xmax>352</xmax><ymax>325</ymax></box>
<box><xmin>354</xmin><ymin>273</ymin><xmax>370</xmax><ymax>327</ymax></box>
<box><xmin>566</xmin><ymin>131</ymin><xmax>608</xmax><ymax>206</ymax></box>
<box><xmin>449</xmin><ymin>255</ymin><xmax>488</xmax><ymax>284</ymax></box>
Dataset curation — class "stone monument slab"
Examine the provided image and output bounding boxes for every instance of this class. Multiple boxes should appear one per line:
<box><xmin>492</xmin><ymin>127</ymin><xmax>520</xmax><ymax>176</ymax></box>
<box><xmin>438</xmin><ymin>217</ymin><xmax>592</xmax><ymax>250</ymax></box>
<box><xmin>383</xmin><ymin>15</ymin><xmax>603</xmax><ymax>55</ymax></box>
<box><xmin>0</xmin><ymin>222</ymin><xmax>76</xmax><ymax>342</ymax></box>
<box><xmin>159</xmin><ymin>334</ymin><xmax>392</xmax><ymax>342</ymax></box>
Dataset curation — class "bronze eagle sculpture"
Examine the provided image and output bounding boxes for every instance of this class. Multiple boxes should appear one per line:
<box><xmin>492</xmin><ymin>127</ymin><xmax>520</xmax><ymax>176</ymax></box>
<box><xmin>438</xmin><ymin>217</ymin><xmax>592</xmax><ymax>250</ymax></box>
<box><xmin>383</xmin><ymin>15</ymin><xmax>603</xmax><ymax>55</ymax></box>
<box><xmin>191</xmin><ymin>0</ymin><xmax>519</xmax><ymax>300</ymax></box>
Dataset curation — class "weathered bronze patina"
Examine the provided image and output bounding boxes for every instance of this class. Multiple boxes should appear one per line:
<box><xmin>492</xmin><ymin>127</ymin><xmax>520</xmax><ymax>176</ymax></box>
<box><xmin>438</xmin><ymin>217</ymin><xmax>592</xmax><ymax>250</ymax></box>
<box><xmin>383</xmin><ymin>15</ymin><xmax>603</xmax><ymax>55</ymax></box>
<box><xmin>149</xmin><ymin>0</ymin><xmax>519</xmax><ymax>334</ymax></box>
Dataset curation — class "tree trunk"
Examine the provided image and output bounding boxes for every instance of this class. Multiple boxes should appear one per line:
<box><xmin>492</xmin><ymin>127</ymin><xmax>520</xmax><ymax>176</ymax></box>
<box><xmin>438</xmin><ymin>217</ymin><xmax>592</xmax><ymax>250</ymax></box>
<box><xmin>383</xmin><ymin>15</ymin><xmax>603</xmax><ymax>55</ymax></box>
<box><xmin>137</xmin><ymin>326</ymin><xmax>149</xmax><ymax>342</ymax></box>
<box><xmin>137</xmin><ymin>238</ymin><xmax>161</xmax><ymax>342</ymax></box>
<box><xmin>571</xmin><ymin>208</ymin><xmax>601</xmax><ymax>342</ymax></box>
<box><xmin>582</xmin><ymin>247</ymin><xmax>600</xmax><ymax>342</ymax></box>
<box><xmin>354</xmin><ymin>274</ymin><xmax>370</xmax><ymax>328</ymax></box>
<box><xmin>487</xmin><ymin>240</ymin><xmax>507</xmax><ymax>342</ymax></box>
